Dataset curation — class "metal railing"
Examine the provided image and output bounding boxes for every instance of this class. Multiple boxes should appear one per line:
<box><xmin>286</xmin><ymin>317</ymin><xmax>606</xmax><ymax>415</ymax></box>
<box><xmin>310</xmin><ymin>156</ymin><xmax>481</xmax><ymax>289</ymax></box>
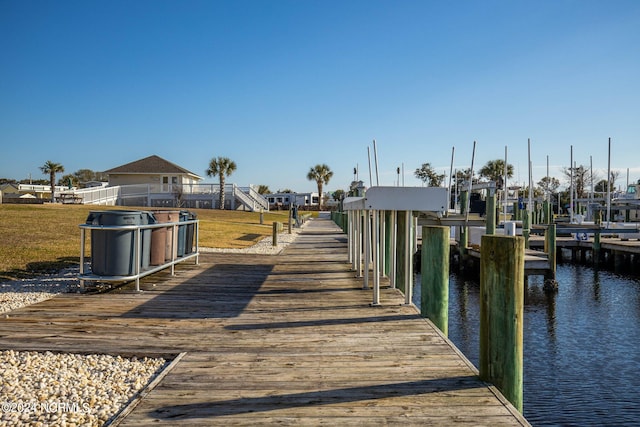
<box><xmin>78</xmin><ymin>219</ymin><xmax>199</xmax><ymax>291</ymax></box>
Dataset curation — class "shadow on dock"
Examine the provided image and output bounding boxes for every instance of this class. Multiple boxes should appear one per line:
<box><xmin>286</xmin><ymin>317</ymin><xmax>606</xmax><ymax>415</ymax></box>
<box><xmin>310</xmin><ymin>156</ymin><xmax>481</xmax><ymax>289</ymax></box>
<box><xmin>121</xmin><ymin>263</ymin><xmax>274</xmax><ymax>319</ymax></box>
<box><xmin>150</xmin><ymin>375</ymin><xmax>481</xmax><ymax>419</ymax></box>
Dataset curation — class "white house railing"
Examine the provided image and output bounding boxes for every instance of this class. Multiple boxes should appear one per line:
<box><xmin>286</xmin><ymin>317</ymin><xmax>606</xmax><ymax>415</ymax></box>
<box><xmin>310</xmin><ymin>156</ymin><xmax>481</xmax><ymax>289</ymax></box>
<box><xmin>61</xmin><ymin>186</ymin><xmax>121</xmax><ymax>205</ymax></box>
<box><xmin>241</xmin><ymin>185</ymin><xmax>270</xmax><ymax>211</ymax></box>
<box><xmin>59</xmin><ymin>183</ymin><xmax>269</xmax><ymax>210</ymax></box>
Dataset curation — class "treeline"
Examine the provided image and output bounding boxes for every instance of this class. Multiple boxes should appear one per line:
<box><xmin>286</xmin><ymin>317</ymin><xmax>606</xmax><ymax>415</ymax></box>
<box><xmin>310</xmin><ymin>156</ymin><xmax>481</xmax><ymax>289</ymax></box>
<box><xmin>0</xmin><ymin>169</ymin><xmax>107</xmax><ymax>187</ymax></box>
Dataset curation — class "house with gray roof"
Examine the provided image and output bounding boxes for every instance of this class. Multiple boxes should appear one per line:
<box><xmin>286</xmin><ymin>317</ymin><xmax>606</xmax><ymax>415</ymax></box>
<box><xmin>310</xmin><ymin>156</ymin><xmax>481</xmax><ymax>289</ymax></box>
<box><xmin>87</xmin><ymin>154</ymin><xmax>268</xmax><ymax>211</ymax></box>
<box><xmin>57</xmin><ymin>155</ymin><xmax>268</xmax><ymax>210</ymax></box>
<box><xmin>104</xmin><ymin>154</ymin><xmax>203</xmax><ymax>191</ymax></box>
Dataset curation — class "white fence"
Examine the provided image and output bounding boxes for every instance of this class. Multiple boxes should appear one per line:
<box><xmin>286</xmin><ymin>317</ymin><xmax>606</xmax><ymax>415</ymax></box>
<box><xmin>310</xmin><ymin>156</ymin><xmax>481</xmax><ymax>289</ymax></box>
<box><xmin>61</xmin><ymin>183</ymin><xmax>269</xmax><ymax>211</ymax></box>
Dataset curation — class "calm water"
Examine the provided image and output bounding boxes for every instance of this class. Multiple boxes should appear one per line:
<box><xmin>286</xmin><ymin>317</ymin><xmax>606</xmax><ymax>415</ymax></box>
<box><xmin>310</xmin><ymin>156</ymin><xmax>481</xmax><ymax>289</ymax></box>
<box><xmin>413</xmin><ymin>265</ymin><xmax>640</xmax><ymax>426</ymax></box>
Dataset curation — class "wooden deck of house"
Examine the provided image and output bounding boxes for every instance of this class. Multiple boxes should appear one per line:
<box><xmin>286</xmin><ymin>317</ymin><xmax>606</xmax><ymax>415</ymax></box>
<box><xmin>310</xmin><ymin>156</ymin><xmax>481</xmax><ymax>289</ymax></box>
<box><xmin>0</xmin><ymin>218</ymin><xmax>529</xmax><ymax>425</ymax></box>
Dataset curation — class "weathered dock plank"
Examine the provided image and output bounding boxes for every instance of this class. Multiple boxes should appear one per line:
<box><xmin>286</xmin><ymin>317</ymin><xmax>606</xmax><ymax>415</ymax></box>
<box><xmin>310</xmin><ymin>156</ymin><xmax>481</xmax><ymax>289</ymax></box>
<box><xmin>0</xmin><ymin>218</ymin><xmax>529</xmax><ymax>426</ymax></box>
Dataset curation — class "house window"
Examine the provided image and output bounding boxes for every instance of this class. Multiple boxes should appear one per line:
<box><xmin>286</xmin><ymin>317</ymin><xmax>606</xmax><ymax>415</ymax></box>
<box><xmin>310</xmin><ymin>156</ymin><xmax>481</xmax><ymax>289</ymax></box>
<box><xmin>162</xmin><ymin>176</ymin><xmax>178</xmax><ymax>192</ymax></box>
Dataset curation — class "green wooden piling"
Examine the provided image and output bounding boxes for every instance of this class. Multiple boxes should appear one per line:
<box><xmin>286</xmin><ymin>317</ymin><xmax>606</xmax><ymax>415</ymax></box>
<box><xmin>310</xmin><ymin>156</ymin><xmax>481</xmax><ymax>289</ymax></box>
<box><xmin>542</xmin><ymin>201</ymin><xmax>550</xmax><ymax>224</ymax></box>
<box><xmin>479</xmin><ymin>235</ymin><xmax>524</xmax><ymax>413</ymax></box>
<box><xmin>459</xmin><ymin>191</ymin><xmax>468</xmax><ymax>256</ymax></box>
<box><xmin>421</xmin><ymin>226</ymin><xmax>449</xmax><ymax>336</ymax></box>
<box><xmin>531</xmin><ymin>203</ymin><xmax>536</xmax><ymax>225</ymax></box>
<box><xmin>548</xmin><ymin>224</ymin><xmax>556</xmax><ymax>276</ymax></box>
<box><xmin>522</xmin><ymin>210</ymin><xmax>530</xmax><ymax>249</ymax></box>
<box><xmin>544</xmin><ymin>224</ymin><xmax>557</xmax><ymax>290</ymax></box>
<box><xmin>384</xmin><ymin>211</ymin><xmax>393</xmax><ymax>276</ymax></box>
<box><xmin>486</xmin><ymin>191</ymin><xmax>496</xmax><ymax>235</ymax></box>
<box><xmin>395</xmin><ymin>211</ymin><xmax>407</xmax><ymax>294</ymax></box>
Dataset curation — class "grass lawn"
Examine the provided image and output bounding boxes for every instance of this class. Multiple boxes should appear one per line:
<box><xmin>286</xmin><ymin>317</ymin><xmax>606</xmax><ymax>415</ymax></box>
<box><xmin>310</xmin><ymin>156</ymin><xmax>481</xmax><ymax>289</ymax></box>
<box><xmin>0</xmin><ymin>204</ymin><xmax>307</xmax><ymax>282</ymax></box>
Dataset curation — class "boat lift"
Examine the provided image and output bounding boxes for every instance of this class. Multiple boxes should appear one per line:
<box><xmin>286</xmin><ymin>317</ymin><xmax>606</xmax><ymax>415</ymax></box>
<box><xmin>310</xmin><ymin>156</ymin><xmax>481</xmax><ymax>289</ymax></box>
<box><xmin>343</xmin><ymin>186</ymin><xmax>449</xmax><ymax>306</ymax></box>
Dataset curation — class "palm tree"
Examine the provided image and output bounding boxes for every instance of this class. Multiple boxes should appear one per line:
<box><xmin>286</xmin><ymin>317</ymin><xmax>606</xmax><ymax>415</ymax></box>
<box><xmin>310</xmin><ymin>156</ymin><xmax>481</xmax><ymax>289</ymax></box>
<box><xmin>39</xmin><ymin>160</ymin><xmax>64</xmax><ymax>202</ymax></box>
<box><xmin>257</xmin><ymin>185</ymin><xmax>271</xmax><ymax>195</ymax></box>
<box><xmin>206</xmin><ymin>157</ymin><xmax>237</xmax><ymax>209</ymax></box>
<box><xmin>307</xmin><ymin>164</ymin><xmax>333</xmax><ymax>209</ymax></box>
<box><xmin>479</xmin><ymin>159</ymin><xmax>514</xmax><ymax>188</ymax></box>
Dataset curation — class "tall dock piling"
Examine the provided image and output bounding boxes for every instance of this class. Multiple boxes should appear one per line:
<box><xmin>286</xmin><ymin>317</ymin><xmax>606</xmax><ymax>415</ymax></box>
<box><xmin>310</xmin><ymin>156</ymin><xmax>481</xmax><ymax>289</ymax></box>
<box><xmin>522</xmin><ymin>210</ymin><xmax>530</xmax><ymax>249</ymax></box>
<box><xmin>459</xmin><ymin>191</ymin><xmax>469</xmax><ymax>256</ymax></box>
<box><xmin>486</xmin><ymin>190</ymin><xmax>496</xmax><ymax>235</ymax></box>
<box><xmin>593</xmin><ymin>210</ymin><xmax>602</xmax><ymax>267</ymax></box>
<box><xmin>544</xmin><ymin>224</ymin><xmax>558</xmax><ymax>291</ymax></box>
<box><xmin>395</xmin><ymin>211</ymin><xmax>408</xmax><ymax>294</ymax></box>
<box><xmin>384</xmin><ymin>211</ymin><xmax>393</xmax><ymax>278</ymax></box>
<box><xmin>421</xmin><ymin>226</ymin><xmax>450</xmax><ymax>336</ymax></box>
<box><xmin>479</xmin><ymin>234</ymin><xmax>524</xmax><ymax>413</ymax></box>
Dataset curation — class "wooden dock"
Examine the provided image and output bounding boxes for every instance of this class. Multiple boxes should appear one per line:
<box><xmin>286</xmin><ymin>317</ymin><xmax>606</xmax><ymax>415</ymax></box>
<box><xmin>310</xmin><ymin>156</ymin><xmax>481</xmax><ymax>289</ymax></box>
<box><xmin>0</xmin><ymin>218</ymin><xmax>529</xmax><ymax>425</ymax></box>
<box><xmin>530</xmin><ymin>235</ymin><xmax>640</xmax><ymax>272</ymax></box>
<box><xmin>530</xmin><ymin>235</ymin><xmax>640</xmax><ymax>254</ymax></box>
<box><xmin>466</xmin><ymin>246</ymin><xmax>551</xmax><ymax>277</ymax></box>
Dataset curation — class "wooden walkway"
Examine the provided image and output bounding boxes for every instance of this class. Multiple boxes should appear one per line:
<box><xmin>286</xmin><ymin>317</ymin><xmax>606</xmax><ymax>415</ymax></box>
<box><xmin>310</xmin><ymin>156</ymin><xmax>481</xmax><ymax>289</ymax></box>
<box><xmin>0</xmin><ymin>219</ymin><xmax>529</xmax><ymax>426</ymax></box>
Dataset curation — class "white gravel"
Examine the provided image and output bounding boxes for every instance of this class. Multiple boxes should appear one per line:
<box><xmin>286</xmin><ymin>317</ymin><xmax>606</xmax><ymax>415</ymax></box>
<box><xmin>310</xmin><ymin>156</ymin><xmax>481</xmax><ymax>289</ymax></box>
<box><xmin>0</xmin><ymin>350</ymin><xmax>166</xmax><ymax>426</ymax></box>
<box><xmin>199</xmin><ymin>220</ymin><xmax>306</xmax><ymax>255</ymax></box>
<box><xmin>0</xmin><ymin>266</ymin><xmax>82</xmax><ymax>315</ymax></box>
<box><xmin>0</xmin><ymin>272</ymin><xmax>166</xmax><ymax>426</ymax></box>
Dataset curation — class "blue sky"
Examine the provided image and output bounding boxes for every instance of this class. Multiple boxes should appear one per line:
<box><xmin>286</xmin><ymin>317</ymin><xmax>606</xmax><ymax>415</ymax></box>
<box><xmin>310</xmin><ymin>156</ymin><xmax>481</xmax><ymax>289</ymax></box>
<box><xmin>1</xmin><ymin>0</ymin><xmax>639</xmax><ymax>193</ymax></box>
